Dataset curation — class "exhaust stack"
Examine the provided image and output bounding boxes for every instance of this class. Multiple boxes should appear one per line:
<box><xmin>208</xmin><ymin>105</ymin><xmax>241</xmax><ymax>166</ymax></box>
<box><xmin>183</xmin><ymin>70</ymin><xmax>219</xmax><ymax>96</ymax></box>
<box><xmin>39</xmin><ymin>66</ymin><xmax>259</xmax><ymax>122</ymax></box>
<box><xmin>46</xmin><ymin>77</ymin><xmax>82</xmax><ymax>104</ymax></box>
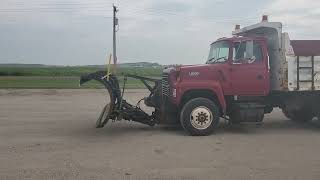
<box><xmin>262</xmin><ymin>15</ymin><xmax>268</xmax><ymax>22</ymax></box>
<box><xmin>235</xmin><ymin>24</ymin><xmax>241</xmax><ymax>30</ymax></box>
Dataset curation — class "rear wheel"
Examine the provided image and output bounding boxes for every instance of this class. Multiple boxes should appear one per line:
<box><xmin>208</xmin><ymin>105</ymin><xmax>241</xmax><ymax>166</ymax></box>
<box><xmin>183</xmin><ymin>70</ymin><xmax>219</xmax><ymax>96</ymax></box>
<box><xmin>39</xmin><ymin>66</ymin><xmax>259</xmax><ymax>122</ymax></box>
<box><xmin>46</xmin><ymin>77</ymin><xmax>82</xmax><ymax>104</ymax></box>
<box><xmin>180</xmin><ymin>98</ymin><xmax>220</xmax><ymax>136</ymax></box>
<box><xmin>282</xmin><ymin>108</ymin><xmax>314</xmax><ymax>123</ymax></box>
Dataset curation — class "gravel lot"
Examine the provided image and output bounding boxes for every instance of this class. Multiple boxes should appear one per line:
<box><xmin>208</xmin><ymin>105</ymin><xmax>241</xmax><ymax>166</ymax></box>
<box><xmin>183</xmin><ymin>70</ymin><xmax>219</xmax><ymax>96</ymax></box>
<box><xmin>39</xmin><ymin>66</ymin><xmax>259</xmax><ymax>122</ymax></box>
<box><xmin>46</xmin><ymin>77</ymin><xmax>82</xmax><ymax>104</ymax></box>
<box><xmin>1</xmin><ymin>89</ymin><xmax>320</xmax><ymax>180</ymax></box>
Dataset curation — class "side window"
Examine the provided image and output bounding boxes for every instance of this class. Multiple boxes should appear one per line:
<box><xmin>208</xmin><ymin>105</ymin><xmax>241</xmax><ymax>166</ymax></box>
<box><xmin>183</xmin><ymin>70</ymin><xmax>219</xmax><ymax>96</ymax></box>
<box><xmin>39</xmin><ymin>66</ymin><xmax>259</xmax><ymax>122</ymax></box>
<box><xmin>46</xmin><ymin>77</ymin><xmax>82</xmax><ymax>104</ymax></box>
<box><xmin>233</xmin><ymin>42</ymin><xmax>246</xmax><ymax>61</ymax></box>
<box><xmin>253</xmin><ymin>42</ymin><xmax>263</xmax><ymax>61</ymax></box>
<box><xmin>233</xmin><ymin>41</ymin><xmax>263</xmax><ymax>64</ymax></box>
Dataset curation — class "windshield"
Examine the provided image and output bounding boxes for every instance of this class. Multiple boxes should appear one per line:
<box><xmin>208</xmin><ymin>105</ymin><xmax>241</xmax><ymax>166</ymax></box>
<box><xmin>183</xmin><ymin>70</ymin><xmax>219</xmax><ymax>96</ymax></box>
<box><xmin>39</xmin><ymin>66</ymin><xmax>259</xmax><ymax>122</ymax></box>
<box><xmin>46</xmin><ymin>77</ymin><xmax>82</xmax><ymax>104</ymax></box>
<box><xmin>206</xmin><ymin>41</ymin><xmax>230</xmax><ymax>64</ymax></box>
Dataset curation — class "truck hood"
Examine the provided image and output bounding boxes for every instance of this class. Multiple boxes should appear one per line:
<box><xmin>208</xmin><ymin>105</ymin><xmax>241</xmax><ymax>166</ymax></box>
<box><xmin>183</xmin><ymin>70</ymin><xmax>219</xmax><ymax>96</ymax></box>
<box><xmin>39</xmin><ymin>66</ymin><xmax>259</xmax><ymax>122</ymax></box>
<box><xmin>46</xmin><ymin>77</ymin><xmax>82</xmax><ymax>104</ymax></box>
<box><xmin>178</xmin><ymin>64</ymin><xmax>216</xmax><ymax>81</ymax></box>
<box><xmin>163</xmin><ymin>64</ymin><xmax>225</xmax><ymax>84</ymax></box>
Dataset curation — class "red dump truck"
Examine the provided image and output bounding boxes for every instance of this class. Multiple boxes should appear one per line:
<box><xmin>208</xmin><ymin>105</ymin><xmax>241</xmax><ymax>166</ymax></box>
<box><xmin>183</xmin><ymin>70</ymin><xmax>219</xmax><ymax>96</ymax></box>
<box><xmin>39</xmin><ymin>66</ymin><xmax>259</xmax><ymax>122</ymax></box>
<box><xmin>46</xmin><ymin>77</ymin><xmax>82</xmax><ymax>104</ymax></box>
<box><xmin>80</xmin><ymin>16</ymin><xmax>320</xmax><ymax>136</ymax></box>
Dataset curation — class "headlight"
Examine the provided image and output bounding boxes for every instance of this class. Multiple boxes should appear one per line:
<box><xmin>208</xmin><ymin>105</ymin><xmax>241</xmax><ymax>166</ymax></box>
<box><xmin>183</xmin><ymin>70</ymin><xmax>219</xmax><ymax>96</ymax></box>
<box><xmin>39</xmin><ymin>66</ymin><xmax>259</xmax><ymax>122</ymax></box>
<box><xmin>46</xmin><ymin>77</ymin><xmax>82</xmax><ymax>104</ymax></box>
<box><xmin>172</xmin><ymin>88</ymin><xmax>177</xmax><ymax>98</ymax></box>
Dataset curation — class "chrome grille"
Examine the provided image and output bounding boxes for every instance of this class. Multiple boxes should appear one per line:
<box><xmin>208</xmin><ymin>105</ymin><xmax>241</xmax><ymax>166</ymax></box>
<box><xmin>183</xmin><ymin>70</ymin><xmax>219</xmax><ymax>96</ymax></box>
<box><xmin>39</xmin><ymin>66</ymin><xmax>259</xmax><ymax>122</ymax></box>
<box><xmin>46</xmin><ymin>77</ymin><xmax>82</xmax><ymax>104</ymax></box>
<box><xmin>162</xmin><ymin>73</ymin><xmax>170</xmax><ymax>96</ymax></box>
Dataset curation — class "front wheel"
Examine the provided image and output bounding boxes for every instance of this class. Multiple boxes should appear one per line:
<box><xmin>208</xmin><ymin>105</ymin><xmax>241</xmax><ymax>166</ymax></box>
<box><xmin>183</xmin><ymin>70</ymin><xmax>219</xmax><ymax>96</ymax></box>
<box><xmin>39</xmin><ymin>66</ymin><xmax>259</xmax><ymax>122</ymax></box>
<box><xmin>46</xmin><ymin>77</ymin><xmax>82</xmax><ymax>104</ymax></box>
<box><xmin>180</xmin><ymin>98</ymin><xmax>220</xmax><ymax>136</ymax></box>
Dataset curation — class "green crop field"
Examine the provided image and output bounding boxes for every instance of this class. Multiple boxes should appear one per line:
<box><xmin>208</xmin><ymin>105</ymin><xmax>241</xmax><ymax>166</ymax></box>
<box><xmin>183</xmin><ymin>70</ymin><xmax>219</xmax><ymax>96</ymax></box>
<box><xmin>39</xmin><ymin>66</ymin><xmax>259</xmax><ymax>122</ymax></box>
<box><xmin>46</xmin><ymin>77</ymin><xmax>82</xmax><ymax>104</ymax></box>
<box><xmin>0</xmin><ymin>65</ymin><xmax>162</xmax><ymax>89</ymax></box>
<box><xmin>0</xmin><ymin>66</ymin><xmax>162</xmax><ymax>77</ymax></box>
<box><xmin>0</xmin><ymin>76</ymin><xmax>158</xmax><ymax>89</ymax></box>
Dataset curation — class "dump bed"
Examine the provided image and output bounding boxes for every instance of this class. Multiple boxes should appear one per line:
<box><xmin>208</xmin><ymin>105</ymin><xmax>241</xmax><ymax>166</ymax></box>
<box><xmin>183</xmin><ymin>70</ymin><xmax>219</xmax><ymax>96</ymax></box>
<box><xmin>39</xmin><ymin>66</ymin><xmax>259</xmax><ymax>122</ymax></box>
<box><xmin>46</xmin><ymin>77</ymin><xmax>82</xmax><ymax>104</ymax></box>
<box><xmin>233</xmin><ymin>19</ymin><xmax>320</xmax><ymax>91</ymax></box>
<box><xmin>288</xmin><ymin>41</ymin><xmax>320</xmax><ymax>90</ymax></box>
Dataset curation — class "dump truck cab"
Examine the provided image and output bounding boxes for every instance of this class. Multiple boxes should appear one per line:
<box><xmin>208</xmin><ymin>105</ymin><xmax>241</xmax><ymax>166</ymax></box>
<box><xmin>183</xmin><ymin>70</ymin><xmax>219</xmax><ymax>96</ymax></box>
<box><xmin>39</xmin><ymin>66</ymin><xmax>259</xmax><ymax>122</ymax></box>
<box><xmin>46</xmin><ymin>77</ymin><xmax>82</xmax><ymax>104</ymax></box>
<box><xmin>166</xmin><ymin>36</ymin><xmax>270</xmax><ymax>108</ymax></box>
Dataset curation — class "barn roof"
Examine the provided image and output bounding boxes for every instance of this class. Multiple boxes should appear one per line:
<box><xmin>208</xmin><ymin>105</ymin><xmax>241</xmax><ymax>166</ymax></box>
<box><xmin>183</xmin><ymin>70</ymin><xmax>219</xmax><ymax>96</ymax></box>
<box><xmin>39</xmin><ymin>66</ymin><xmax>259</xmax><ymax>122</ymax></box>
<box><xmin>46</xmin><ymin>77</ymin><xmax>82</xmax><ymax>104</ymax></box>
<box><xmin>291</xmin><ymin>40</ymin><xmax>320</xmax><ymax>56</ymax></box>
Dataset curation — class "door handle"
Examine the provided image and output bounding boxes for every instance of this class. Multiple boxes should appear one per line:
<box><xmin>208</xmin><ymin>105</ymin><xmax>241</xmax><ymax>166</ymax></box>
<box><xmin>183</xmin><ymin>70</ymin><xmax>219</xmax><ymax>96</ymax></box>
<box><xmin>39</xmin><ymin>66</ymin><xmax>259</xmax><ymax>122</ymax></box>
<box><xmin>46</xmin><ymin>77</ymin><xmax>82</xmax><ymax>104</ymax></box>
<box><xmin>257</xmin><ymin>75</ymin><xmax>263</xmax><ymax>80</ymax></box>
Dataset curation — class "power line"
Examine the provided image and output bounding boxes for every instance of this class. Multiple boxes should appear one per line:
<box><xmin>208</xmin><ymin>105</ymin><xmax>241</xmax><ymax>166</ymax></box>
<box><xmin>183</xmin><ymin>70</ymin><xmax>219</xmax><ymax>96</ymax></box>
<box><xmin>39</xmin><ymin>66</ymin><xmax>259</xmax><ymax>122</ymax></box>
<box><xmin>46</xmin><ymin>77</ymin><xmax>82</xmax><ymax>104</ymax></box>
<box><xmin>0</xmin><ymin>4</ymin><xmax>259</xmax><ymax>22</ymax></box>
<box><xmin>0</xmin><ymin>4</ymin><xmax>263</xmax><ymax>28</ymax></box>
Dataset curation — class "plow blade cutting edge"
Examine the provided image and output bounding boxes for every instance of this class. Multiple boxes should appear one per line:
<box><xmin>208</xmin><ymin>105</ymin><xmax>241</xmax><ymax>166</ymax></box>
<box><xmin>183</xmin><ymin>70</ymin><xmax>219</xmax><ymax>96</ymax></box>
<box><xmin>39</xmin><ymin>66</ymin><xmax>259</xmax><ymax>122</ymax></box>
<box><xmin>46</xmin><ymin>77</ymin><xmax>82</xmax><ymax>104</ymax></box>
<box><xmin>80</xmin><ymin>71</ymin><xmax>159</xmax><ymax>128</ymax></box>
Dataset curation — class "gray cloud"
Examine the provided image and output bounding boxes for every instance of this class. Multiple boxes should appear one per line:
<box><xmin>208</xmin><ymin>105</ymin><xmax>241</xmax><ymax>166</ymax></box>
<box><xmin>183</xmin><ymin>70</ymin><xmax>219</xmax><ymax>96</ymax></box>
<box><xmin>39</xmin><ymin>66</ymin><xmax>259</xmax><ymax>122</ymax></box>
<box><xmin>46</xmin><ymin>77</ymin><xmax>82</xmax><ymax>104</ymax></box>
<box><xmin>264</xmin><ymin>0</ymin><xmax>320</xmax><ymax>39</ymax></box>
<box><xmin>0</xmin><ymin>0</ymin><xmax>319</xmax><ymax>65</ymax></box>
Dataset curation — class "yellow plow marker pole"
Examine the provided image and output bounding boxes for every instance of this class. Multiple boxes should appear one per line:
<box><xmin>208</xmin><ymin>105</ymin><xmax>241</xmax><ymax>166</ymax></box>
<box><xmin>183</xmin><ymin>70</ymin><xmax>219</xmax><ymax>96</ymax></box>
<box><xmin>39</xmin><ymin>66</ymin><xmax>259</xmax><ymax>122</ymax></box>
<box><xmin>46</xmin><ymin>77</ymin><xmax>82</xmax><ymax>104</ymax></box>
<box><xmin>106</xmin><ymin>54</ymin><xmax>112</xmax><ymax>81</ymax></box>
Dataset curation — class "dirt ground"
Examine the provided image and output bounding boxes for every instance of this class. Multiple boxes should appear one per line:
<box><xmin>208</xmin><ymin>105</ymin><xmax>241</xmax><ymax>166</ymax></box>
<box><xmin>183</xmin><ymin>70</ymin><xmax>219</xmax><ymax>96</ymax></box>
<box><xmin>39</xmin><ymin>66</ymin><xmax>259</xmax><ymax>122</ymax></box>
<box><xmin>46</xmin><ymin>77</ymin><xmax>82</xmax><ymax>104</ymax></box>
<box><xmin>1</xmin><ymin>89</ymin><xmax>320</xmax><ymax>180</ymax></box>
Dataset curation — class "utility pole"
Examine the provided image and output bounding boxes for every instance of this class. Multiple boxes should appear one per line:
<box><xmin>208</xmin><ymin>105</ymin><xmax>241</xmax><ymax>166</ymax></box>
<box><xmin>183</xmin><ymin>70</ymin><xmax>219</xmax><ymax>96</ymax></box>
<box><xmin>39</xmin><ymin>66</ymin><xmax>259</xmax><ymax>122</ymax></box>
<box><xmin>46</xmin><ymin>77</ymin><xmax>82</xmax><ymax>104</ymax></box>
<box><xmin>113</xmin><ymin>4</ymin><xmax>119</xmax><ymax>66</ymax></box>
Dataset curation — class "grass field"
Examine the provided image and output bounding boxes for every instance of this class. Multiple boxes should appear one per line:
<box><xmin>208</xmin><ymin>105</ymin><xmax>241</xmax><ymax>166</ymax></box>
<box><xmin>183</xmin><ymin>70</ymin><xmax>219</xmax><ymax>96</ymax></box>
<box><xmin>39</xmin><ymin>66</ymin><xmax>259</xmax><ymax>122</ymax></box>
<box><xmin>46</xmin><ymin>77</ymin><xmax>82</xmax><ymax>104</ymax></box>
<box><xmin>0</xmin><ymin>76</ymin><xmax>159</xmax><ymax>89</ymax></box>
<box><xmin>0</xmin><ymin>66</ymin><xmax>161</xmax><ymax>89</ymax></box>
<box><xmin>0</xmin><ymin>66</ymin><xmax>162</xmax><ymax>77</ymax></box>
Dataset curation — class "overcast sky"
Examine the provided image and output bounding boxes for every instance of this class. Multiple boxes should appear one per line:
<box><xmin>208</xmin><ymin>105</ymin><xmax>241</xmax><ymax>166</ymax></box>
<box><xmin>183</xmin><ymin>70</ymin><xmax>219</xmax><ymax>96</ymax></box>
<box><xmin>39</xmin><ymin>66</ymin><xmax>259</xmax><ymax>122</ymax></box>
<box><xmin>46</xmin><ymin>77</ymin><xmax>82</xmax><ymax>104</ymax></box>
<box><xmin>0</xmin><ymin>0</ymin><xmax>319</xmax><ymax>65</ymax></box>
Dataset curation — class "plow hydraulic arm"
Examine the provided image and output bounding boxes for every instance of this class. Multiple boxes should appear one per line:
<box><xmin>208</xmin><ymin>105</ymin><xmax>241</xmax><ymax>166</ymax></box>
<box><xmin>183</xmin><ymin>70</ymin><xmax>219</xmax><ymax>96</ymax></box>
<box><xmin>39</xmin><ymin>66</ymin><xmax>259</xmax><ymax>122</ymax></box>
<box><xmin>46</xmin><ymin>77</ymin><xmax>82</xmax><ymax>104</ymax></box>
<box><xmin>80</xmin><ymin>71</ymin><xmax>160</xmax><ymax>128</ymax></box>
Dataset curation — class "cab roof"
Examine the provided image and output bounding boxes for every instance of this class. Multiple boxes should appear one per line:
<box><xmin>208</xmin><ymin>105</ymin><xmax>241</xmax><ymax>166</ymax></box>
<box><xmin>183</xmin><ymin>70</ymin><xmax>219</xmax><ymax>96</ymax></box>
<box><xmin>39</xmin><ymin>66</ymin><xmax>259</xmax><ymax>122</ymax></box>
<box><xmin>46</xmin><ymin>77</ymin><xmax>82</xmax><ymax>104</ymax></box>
<box><xmin>211</xmin><ymin>36</ymin><xmax>267</xmax><ymax>45</ymax></box>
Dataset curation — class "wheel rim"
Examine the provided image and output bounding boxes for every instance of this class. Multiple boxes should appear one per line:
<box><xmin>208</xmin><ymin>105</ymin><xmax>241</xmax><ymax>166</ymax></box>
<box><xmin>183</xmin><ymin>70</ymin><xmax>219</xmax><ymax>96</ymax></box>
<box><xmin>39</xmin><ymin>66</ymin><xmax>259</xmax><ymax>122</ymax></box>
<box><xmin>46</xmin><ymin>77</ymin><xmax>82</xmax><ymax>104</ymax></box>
<box><xmin>190</xmin><ymin>106</ymin><xmax>213</xmax><ymax>130</ymax></box>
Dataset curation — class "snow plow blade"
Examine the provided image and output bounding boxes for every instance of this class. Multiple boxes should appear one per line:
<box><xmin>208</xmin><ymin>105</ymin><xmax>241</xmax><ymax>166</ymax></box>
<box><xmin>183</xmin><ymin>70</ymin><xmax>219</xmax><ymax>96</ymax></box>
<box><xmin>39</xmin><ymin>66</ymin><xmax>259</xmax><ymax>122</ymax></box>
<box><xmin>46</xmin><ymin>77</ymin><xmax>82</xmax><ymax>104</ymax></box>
<box><xmin>80</xmin><ymin>71</ymin><xmax>159</xmax><ymax>128</ymax></box>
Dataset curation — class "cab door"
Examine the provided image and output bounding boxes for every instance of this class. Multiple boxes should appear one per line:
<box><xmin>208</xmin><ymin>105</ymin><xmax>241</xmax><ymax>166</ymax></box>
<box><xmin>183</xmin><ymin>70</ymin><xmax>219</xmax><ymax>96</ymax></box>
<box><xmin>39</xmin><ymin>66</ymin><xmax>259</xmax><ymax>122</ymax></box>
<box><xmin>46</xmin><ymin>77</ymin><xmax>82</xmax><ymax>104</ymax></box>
<box><xmin>230</xmin><ymin>40</ymin><xmax>269</xmax><ymax>95</ymax></box>
<box><xmin>207</xmin><ymin>40</ymin><xmax>233</xmax><ymax>95</ymax></box>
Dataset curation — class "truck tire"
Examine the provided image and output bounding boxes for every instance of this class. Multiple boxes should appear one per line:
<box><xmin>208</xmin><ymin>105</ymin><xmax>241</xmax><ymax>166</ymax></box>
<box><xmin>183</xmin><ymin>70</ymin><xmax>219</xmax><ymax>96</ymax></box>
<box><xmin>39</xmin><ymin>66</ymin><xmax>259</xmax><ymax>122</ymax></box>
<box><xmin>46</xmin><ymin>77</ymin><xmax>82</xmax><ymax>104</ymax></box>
<box><xmin>180</xmin><ymin>98</ymin><xmax>220</xmax><ymax>136</ymax></box>
<box><xmin>282</xmin><ymin>108</ymin><xmax>313</xmax><ymax>123</ymax></box>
